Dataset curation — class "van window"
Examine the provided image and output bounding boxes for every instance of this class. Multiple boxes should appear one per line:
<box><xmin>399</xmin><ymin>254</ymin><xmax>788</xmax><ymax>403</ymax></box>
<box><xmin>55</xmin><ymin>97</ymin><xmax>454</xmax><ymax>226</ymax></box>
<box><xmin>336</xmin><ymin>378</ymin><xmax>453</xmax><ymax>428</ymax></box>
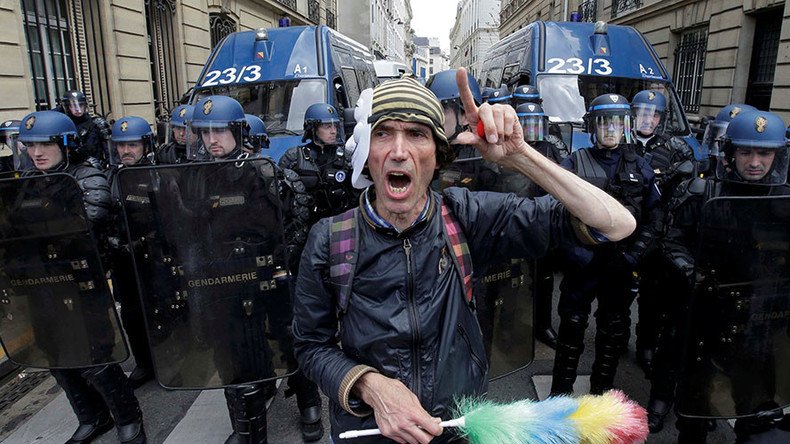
<box><xmin>485</xmin><ymin>67</ymin><xmax>503</xmax><ymax>87</ymax></box>
<box><xmin>196</xmin><ymin>79</ymin><xmax>327</xmax><ymax>135</ymax></box>
<box><xmin>341</xmin><ymin>67</ymin><xmax>361</xmax><ymax>104</ymax></box>
<box><xmin>502</xmin><ymin>64</ymin><xmax>520</xmax><ymax>86</ymax></box>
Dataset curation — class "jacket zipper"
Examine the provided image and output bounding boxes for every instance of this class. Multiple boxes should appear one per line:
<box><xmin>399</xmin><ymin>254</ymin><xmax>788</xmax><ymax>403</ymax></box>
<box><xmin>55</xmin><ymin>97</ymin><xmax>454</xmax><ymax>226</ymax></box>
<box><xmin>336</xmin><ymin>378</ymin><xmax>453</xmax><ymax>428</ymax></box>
<box><xmin>457</xmin><ymin>324</ymin><xmax>484</xmax><ymax>372</ymax></box>
<box><xmin>403</xmin><ymin>237</ymin><xmax>421</xmax><ymax>399</ymax></box>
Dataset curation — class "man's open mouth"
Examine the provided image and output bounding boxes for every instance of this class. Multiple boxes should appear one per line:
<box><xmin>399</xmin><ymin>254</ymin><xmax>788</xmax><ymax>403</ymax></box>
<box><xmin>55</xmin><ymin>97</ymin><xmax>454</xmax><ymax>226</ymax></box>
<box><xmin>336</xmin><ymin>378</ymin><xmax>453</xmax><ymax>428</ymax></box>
<box><xmin>387</xmin><ymin>171</ymin><xmax>412</xmax><ymax>196</ymax></box>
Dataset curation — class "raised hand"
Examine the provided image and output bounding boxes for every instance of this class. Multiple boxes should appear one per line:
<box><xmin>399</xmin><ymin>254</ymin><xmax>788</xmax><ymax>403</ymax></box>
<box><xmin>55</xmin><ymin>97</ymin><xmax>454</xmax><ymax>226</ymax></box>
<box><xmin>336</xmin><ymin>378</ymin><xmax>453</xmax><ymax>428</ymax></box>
<box><xmin>451</xmin><ymin>67</ymin><xmax>528</xmax><ymax>166</ymax></box>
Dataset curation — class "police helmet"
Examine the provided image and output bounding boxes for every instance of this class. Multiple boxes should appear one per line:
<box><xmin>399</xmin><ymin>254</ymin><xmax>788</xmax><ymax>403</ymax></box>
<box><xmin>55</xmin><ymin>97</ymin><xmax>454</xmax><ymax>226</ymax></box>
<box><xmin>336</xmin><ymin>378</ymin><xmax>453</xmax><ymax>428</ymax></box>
<box><xmin>717</xmin><ymin>110</ymin><xmax>789</xmax><ymax>185</ymax></box>
<box><xmin>511</xmin><ymin>84</ymin><xmax>542</xmax><ymax>105</ymax></box>
<box><xmin>702</xmin><ymin>104</ymin><xmax>758</xmax><ymax>157</ymax></box>
<box><xmin>0</xmin><ymin>120</ymin><xmax>20</xmax><ymax>170</ymax></box>
<box><xmin>303</xmin><ymin>103</ymin><xmax>344</xmax><ymax>146</ymax></box>
<box><xmin>110</xmin><ymin>116</ymin><xmax>154</xmax><ymax>166</ymax></box>
<box><xmin>61</xmin><ymin>90</ymin><xmax>88</xmax><ymax>119</ymax></box>
<box><xmin>16</xmin><ymin>111</ymin><xmax>78</xmax><ymax>170</ymax></box>
<box><xmin>585</xmin><ymin>94</ymin><xmax>634</xmax><ymax>147</ymax></box>
<box><xmin>481</xmin><ymin>87</ymin><xmax>495</xmax><ymax>103</ymax></box>
<box><xmin>516</xmin><ymin>103</ymin><xmax>547</xmax><ymax>142</ymax></box>
<box><xmin>244</xmin><ymin>114</ymin><xmax>269</xmax><ymax>152</ymax></box>
<box><xmin>189</xmin><ymin>95</ymin><xmax>246</xmax><ymax>159</ymax></box>
<box><xmin>487</xmin><ymin>84</ymin><xmax>512</xmax><ymax>104</ymax></box>
<box><xmin>632</xmin><ymin>90</ymin><xmax>667</xmax><ymax>137</ymax></box>
<box><xmin>426</xmin><ymin>69</ymin><xmax>482</xmax><ymax>107</ymax></box>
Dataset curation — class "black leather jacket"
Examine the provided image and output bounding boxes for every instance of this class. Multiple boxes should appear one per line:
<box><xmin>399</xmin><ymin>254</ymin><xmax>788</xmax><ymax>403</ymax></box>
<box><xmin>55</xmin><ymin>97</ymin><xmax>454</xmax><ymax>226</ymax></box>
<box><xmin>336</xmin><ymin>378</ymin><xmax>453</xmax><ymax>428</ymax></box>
<box><xmin>293</xmin><ymin>187</ymin><xmax>596</xmax><ymax>442</ymax></box>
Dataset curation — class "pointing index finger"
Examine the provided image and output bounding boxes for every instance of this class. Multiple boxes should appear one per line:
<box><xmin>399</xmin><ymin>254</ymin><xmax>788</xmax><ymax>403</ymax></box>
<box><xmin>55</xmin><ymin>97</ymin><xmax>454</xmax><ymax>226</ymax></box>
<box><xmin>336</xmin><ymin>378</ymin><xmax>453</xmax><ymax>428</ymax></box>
<box><xmin>456</xmin><ymin>67</ymin><xmax>479</xmax><ymax>121</ymax></box>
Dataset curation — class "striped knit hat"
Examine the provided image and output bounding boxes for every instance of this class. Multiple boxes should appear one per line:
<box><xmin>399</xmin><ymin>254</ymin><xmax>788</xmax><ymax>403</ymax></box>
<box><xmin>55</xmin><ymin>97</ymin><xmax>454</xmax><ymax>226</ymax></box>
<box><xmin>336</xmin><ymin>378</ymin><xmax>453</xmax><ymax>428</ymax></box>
<box><xmin>368</xmin><ymin>77</ymin><xmax>449</xmax><ymax>152</ymax></box>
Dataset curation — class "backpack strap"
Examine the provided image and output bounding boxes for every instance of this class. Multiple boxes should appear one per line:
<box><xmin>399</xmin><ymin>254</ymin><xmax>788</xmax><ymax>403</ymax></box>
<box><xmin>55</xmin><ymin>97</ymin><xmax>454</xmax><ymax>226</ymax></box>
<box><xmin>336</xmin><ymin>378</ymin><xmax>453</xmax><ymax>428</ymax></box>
<box><xmin>441</xmin><ymin>202</ymin><xmax>474</xmax><ymax>304</ymax></box>
<box><xmin>328</xmin><ymin>202</ymin><xmax>474</xmax><ymax>313</ymax></box>
<box><xmin>329</xmin><ymin>208</ymin><xmax>358</xmax><ymax>314</ymax></box>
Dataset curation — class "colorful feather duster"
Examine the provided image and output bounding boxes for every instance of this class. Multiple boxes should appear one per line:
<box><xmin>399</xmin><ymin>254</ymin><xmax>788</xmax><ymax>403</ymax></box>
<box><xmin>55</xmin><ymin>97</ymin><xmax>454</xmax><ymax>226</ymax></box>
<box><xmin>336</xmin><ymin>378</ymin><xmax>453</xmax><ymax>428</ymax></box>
<box><xmin>338</xmin><ymin>390</ymin><xmax>648</xmax><ymax>443</ymax></box>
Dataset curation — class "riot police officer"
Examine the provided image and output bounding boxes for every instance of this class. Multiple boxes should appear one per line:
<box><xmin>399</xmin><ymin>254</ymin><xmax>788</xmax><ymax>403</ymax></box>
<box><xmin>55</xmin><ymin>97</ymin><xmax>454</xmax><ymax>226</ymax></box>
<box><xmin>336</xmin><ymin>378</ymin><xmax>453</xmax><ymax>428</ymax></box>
<box><xmin>189</xmin><ymin>95</ymin><xmax>323</xmax><ymax>443</ymax></box>
<box><xmin>15</xmin><ymin>110</ymin><xmax>146</xmax><ymax>444</ymax></box>
<box><xmin>106</xmin><ymin>116</ymin><xmax>156</xmax><ymax>389</ymax></box>
<box><xmin>156</xmin><ymin>104</ymin><xmax>197</xmax><ymax>164</ymax></box>
<box><xmin>480</xmin><ymin>86</ymin><xmax>495</xmax><ymax>103</ymax></box>
<box><xmin>277</xmin><ymin>103</ymin><xmax>357</xmax><ymax>442</ymax></box>
<box><xmin>243</xmin><ymin>114</ymin><xmax>269</xmax><ymax>155</ymax></box>
<box><xmin>0</xmin><ymin>119</ymin><xmax>20</xmax><ymax>172</ymax></box>
<box><xmin>550</xmin><ymin>94</ymin><xmax>660</xmax><ymax>396</ymax></box>
<box><xmin>278</xmin><ymin>103</ymin><xmax>357</xmax><ymax>224</ymax></box>
<box><xmin>56</xmin><ymin>90</ymin><xmax>110</xmax><ymax>167</ymax></box>
<box><xmin>629</xmin><ymin>90</ymin><xmax>696</xmax><ymax>375</ymax></box>
<box><xmin>650</xmin><ymin>110</ymin><xmax>790</xmax><ymax>441</ymax></box>
<box><xmin>511</xmin><ymin>85</ymin><xmax>569</xmax><ymax>161</ymax></box>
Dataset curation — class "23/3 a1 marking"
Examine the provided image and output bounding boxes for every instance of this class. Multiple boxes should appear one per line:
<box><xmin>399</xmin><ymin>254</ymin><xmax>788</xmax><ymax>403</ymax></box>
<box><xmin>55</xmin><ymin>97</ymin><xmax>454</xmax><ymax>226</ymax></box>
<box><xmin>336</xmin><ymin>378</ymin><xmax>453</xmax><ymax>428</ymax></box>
<box><xmin>545</xmin><ymin>58</ymin><xmax>613</xmax><ymax>75</ymax></box>
<box><xmin>201</xmin><ymin>65</ymin><xmax>262</xmax><ymax>87</ymax></box>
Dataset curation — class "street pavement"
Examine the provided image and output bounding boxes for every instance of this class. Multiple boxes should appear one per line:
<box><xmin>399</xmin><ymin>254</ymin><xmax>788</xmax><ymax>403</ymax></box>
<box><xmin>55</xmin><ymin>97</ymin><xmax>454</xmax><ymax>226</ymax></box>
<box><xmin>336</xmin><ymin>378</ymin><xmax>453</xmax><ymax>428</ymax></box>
<box><xmin>0</xmin><ymin>280</ymin><xmax>738</xmax><ymax>443</ymax></box>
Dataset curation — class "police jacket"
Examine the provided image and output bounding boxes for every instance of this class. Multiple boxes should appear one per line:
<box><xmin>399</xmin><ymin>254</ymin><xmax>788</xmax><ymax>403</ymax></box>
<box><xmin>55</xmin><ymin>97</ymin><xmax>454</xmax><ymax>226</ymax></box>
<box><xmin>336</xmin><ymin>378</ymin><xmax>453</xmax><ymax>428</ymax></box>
<box><xmin>293</xmin><ymin>187</ymin><xmax>605</xmax><ymax>442</ymax></box>
<box><xmin>636</xmin><ymin>134</ymin><xmax>695</xmax><ymax>194</ymax></box>
<box><xmin>278</xmin><ymin>141</ymin><xmax>358</xmax><ymax>223</ymax></box>
<box><xmin>560</xmin><ymin>145</ymin><xmax>660</xmax><ymax>266</ymax></box>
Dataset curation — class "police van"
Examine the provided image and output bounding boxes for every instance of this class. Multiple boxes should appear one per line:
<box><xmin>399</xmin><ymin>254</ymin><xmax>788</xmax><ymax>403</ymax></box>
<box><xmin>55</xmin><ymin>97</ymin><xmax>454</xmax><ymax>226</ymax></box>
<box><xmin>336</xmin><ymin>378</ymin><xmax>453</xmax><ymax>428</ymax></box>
<box><xmin>479</xmin><ymin>21</ymin><xmax>702</xmax><ymax>158</ymax></box>
<box><xmin>191</xmin><ymin>25</ymin><xmax>378</xmax><ymax>161</ymax></box>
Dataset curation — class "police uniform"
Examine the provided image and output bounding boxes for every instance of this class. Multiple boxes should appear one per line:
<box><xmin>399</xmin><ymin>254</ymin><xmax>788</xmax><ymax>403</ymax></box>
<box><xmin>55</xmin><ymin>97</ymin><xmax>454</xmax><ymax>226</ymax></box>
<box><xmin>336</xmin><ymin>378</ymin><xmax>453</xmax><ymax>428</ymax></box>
<box><xmin>648</xmin><ymin>110</ymin><xmax>790</xmax><ymax>441</ymax></box>
<box><xmin>105</xmin><ymin>117</ymin><xmax>156</xmax><ymax>389</ymax></box>
<box><xmin>17</xmin><ymin>111</ymin><xmax>145</xmax><ymax>444</ymax></box>
<box><xmin>56</xmin><ymin>90</ymin><xmax>110</xmax><ymax>168</ymax></box>
<box><xmin>550</xmin><ymin>94</ymin><xmax>660</xmax><ymax>396</ymax></box>
<box><xmin>156</xmin><ymin>105</ymin><xmax>194</xmax><ymax>164</ymax></box>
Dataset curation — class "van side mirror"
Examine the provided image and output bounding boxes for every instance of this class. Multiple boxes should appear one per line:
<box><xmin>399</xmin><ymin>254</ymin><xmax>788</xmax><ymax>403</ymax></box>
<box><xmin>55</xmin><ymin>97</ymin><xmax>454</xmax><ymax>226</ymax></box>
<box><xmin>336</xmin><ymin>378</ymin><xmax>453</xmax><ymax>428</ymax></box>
<box><xmin>343</xmin><ymin>108</ymin><xmax>356</xmax><ymax>140</ymax></box>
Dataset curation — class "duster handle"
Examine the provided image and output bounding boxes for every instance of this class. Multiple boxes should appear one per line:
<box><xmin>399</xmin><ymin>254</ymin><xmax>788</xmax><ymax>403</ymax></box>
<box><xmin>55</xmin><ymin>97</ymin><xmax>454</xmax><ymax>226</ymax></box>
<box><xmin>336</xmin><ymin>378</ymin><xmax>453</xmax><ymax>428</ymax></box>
<box><xmin>338</xmin><ymin>417</ymin><xmax>466</xmax><ymax>439</ymax></box>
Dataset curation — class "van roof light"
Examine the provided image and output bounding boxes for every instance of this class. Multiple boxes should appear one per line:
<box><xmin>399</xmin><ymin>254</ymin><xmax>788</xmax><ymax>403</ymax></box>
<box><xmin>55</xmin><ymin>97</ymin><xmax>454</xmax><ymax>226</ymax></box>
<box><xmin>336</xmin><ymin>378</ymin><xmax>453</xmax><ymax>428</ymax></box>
<box><xmin>594</xmin><ymin>21</ymin><xmax>608</xmax><ymax>35</ymax></box>
<box><xmin>256</xmin><ymin>28</ymin><xmax>268</xmax><ymax>41</ymax></box>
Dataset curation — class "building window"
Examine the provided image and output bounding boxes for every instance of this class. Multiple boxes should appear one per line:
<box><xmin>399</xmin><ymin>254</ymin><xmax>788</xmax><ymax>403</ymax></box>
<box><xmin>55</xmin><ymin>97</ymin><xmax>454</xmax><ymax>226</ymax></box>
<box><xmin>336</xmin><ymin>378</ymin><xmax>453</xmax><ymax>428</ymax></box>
<box><xmin>673</xmin><ymin>26</ymin><xmax>708</xmax><ymax>114</ymax></box>
<box><xmin>73</xmin><ymin>0</ymin><xmax>112</xmax><ymax>117</ymax></box>
<box><xmin>21</xmin><ymin>0</ymin><xmax>77</xmax><ymax>110</ymax></box>
<box><xmin>611</xmin><ymin>0</ymin><xmax>641</xmax><ymax>18</ymax></box>
<box><xmin>326</xmin><ymin>0</ymin><xmax>337</xmax><ymax>29</ymax></box>
<box><xmin>579</xmin><ymin>0</ymin><xmax>597</xmax><ymax>22</ymax></box>
<box><xmin>308</xmin><ymin>0</ymin><xmax>320</xmax><ymax>23</ymax></box>
<box><xmin>745</xmin><ymin>10</ymin><xmax>782</xmax><ymax>111</ymax></box>
<box><xmin>145</xmin><ymin>0</ymin><xmax>181</xmax><ymax>119</ymax></box>
<box><xmin>209</xmin><ymin>12</ymin><xmax>236</xmax><ymax>48</ymax></box>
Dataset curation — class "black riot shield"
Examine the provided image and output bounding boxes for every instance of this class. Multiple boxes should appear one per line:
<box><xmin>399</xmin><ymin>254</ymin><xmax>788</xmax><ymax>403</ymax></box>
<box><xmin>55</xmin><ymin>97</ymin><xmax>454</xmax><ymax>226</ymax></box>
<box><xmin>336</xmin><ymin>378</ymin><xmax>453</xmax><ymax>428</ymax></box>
<box><xmin>433</xmin><ymin>153</ymin><xmax>535</xmax><ymax>380</ymax></box>
<box><xmin>0</xmin><ymin>174</ymin><xmax>128</xmax><ymax>369</ymax></box>
<box><xmin>118</xmin><ymin>158</ymin><xmax>294</xmax><ymax>389</ymax></box>
<box><xmin>677</xmin><ymin>195</ymin><xmax>790</xmax><ymax>419</ymax></box>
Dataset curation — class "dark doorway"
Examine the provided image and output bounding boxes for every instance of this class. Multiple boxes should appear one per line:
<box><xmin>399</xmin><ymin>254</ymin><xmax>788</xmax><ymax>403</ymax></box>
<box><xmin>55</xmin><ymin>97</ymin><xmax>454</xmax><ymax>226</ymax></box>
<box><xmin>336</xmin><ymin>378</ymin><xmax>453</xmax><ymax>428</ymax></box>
<box><xmin>745</xmin><ymin>9</ymin><xmax>782</xmax><ymax>111</ymax></box>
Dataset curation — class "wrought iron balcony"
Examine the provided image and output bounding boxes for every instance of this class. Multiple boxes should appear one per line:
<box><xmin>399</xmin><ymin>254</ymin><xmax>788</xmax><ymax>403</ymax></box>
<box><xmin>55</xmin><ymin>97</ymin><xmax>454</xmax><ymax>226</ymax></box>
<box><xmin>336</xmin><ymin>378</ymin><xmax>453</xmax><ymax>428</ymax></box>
<box><xmin>611</xmin><ymin>0</ymin><xmax>642</xmax><ymax>18</ymax></box>
<box><xmin>326</xmin><ymin>9</ymin><xmax>336</xmax><ymax>29</ymax></box>
<box><xmin>308</xmin><ymin>0</ymin><xmax>320</xmax><ymax>23</ymax></box>
<box><xmin>276</xmin><ymin>0</ymin><xmax>297</xmax><ymax>11</ymax></box>
<box><xmin>579</xmin><ymin>0</ymin><xmax>597</xmax><ymax>22</ymax></box>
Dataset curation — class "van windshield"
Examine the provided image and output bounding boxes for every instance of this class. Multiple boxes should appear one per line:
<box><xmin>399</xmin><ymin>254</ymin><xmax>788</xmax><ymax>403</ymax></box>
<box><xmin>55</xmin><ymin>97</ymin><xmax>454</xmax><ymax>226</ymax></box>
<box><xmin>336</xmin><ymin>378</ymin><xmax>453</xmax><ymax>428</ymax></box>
<box><xmin>194</xmin><ymin>79</ymin><xmax>327</xmax><ymax>136</ymax></box>
<box><xmin>537</xmin><ymin>74</ymin><xmax>689</xmax><ymax>135</ymax></box>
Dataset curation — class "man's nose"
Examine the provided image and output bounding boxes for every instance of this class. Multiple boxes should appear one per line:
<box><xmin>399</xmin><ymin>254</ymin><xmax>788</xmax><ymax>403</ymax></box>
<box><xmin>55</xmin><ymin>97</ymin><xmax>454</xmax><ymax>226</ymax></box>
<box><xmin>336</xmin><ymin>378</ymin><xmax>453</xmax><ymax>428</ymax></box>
<box><xmin>390</xmin><ymin>132</ymin><xmax>409</xmax><ymax>161</ymax></box>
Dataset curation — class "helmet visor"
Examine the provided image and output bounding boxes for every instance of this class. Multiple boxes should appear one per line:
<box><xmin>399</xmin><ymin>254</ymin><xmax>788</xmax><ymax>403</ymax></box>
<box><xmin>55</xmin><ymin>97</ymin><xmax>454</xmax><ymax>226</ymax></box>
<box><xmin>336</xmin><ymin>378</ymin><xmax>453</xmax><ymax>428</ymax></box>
<box><xmin>519</xmin><ymin>115</ymin><xmax>545</xmax><ymax>142</ymax></box>
<box><xmin>188</xmin><ymin>121</ymin><xmax>240</xmax><ymax>160</ymax></box>
<box><xmin>110</xmin><ymin>139</ymin><xmax>148</xmax><ymax>167</ymax></box>
<box><xmin>702</xmin><ymin>121</ymin><xmax>728</xmax><ymax>157</ymax></box>
<box><xmin>633</xmin><ymin>104</ymin><xmax>661</xmax><ymax>136</ymax></box>
<box><xmin>65</xmin><ymin>98</ymin><xmax>87</xmax><ymax>117</ymax></box>
<box><xmin>167</xmin><ymin>121</ymin><xmax>190</xmax><ymax>146</ymax></box>
<box><xmin>312</xmin><ymin>121</ymin><xmax>344</xmax><ymax>147</ymax></box>
<box><xmin>245</xmin><ymin>134</ymin><xmax>270</xmax><ymax>154</ymax></box>
<box><xmin>595</xmin><ymin>114</ymin><xmax>632</xmax><ymax>147</ymax></box>
<box><xmin>716</xmin><ymin>144</ymin><xmax>789</xmax><ymax>185</ymax></box>
<box><xmin>13</xmin><ymin>140</ymin><xmax>63</xmax><ymax>171</ymax></box>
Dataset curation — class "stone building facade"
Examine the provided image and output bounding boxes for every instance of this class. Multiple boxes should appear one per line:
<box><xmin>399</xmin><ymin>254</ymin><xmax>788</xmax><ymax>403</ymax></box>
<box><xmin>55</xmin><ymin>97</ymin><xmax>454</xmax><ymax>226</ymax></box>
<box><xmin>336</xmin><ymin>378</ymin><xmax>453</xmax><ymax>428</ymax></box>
<box><xmin>499</xmin><ymin>0</ymin><xmax>790</xmax><ymax>121</ymax></box>
<box><xmin>449</xmin><ymin>0</ymin><xmax>501</xmax><ymax>79</ymax></box>
<box><xmin>337</xmin><ymin>0</ymin><xmax>412</xmax><ymax>64</ymax></box>
<box><xmin>2</xmin><ymin>0</ymin><xmax>336</xmax><ymax>124</ymax></box>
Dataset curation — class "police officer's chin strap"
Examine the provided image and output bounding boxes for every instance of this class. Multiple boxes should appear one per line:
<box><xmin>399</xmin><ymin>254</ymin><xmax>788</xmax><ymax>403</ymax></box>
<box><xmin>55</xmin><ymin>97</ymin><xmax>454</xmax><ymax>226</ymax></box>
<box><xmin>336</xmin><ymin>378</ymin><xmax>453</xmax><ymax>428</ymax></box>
<box><xmin>446</xmin><ymin>106</ymin><xmax>468</xmax><ymax>144</ymax></box>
